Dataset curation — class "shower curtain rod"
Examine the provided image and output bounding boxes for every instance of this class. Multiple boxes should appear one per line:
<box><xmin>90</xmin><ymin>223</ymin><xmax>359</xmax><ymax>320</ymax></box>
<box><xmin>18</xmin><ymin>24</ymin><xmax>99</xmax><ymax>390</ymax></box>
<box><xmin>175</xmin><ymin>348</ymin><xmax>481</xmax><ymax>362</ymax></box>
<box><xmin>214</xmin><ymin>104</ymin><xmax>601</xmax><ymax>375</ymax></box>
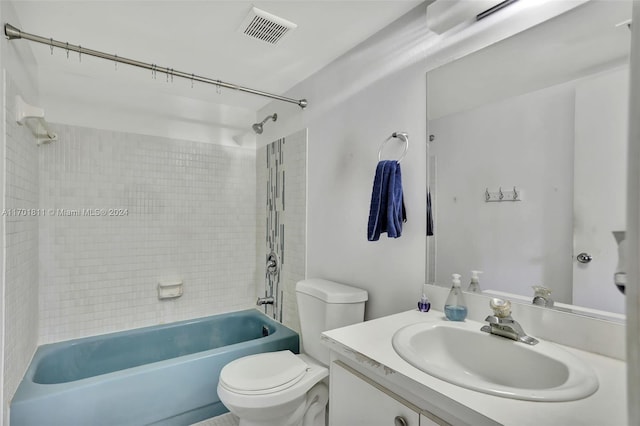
<box><xmin>4</xmin><ymin>23</ymin><xmax>308</xmax><ymax>109</ymax></box>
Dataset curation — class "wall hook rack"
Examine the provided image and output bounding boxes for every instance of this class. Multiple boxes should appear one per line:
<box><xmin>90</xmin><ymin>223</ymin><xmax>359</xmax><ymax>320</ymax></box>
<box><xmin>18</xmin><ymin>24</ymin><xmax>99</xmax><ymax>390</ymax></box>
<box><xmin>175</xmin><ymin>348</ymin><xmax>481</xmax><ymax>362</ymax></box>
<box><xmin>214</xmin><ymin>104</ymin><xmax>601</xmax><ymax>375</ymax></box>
<box><xmin>485</xmin><ymin>186</ymin><xmax>522</xmax><ymax>202</ymax></box>
<box><xmin>15</xmin><ymin>95</ymin><xmax>57</xmax><ymax>145</ymax></box>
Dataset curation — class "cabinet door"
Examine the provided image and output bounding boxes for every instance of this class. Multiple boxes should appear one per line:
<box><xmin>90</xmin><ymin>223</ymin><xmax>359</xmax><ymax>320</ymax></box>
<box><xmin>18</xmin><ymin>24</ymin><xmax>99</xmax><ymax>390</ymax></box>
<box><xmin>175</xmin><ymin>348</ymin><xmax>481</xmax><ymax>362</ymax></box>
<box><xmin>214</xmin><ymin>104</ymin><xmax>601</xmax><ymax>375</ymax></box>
<box><xmin>330</xmin><ymin>361</ymin><xmax>420</xmax><ymax>426</ymax></box>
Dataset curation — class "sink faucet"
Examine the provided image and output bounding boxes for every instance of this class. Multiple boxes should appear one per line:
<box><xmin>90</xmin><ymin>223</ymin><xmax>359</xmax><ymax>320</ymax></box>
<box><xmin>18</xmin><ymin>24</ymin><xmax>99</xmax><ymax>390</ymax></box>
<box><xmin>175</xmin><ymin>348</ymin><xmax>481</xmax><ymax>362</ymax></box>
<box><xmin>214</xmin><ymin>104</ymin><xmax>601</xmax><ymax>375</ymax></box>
<box><xmin>480</xmin><ymin>298</ymin><xmax>539</xmax><ymax>345</ymax></box>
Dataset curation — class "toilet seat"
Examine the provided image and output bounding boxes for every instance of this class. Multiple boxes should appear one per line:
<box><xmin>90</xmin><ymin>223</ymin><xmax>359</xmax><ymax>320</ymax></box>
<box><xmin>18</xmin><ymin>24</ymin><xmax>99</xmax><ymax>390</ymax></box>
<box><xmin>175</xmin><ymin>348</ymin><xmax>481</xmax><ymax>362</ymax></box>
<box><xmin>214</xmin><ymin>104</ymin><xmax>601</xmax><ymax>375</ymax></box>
<box><xmin>219</xmin><ymin>351</ymin><xmax>309</xmax><ymax>395</ymax></box>
<box><xmin>217</xmin><ymin>353</ymin><xmax>329</xmax><ymax>411</ymax></box>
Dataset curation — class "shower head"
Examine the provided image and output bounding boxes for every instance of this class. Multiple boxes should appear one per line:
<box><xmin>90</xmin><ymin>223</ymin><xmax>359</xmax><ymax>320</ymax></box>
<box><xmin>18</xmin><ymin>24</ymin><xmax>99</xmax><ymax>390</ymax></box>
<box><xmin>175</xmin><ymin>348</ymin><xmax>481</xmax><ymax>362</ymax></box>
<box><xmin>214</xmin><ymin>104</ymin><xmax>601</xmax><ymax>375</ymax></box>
<box><xmin>252</xmin><ymin>113</ymin><xmax>278</xmax><ymax>134</ymax></box>
<box><xmin>252</xmin><ymin>123</ymin><xmax>263</xmax><ymax>134</ymax></box>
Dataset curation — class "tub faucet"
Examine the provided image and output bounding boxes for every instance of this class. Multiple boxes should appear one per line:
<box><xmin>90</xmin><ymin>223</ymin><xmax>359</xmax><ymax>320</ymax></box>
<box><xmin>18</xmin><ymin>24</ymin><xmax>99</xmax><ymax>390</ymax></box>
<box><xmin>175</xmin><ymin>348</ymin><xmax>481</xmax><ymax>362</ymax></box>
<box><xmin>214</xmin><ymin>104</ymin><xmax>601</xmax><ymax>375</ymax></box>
<box><xmin>256</xmin><ymin>296</ymin><xmax>274</xmax><ymax>306</ymax></box>
<box><xmin>480</xmin><ymin>298</ymin><xmax>539</xmax><ymax>345</ymax></box>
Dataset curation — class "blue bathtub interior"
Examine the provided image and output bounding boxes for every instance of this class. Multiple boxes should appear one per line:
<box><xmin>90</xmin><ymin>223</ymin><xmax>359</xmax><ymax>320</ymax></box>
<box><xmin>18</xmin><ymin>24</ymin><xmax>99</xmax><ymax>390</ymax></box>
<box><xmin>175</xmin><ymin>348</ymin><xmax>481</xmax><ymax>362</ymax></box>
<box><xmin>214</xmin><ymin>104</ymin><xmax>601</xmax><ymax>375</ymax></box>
<box><xmin>11</xmin><ymin>309</ymin><xmax>299</xmax><ymax>426</ymax></box>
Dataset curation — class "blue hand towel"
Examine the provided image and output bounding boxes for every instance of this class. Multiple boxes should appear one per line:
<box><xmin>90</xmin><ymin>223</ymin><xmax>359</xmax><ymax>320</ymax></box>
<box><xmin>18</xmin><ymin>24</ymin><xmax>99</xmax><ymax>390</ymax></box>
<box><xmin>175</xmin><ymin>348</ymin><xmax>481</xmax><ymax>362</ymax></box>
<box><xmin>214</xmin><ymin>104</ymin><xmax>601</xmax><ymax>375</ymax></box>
<box><xmin>368</xmin><ymin>160</ymin><xmax>407</xmax><ymax>241</ymax></box>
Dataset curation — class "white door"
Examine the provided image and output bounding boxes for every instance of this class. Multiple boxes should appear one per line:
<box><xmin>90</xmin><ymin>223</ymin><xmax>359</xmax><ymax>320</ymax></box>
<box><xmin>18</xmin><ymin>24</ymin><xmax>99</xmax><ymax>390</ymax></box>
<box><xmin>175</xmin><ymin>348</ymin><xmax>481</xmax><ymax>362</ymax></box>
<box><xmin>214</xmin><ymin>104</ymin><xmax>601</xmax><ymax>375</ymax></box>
<box><xmin>572</xmin><ymin>67</ymin><xmax>627</xmax><ymax>313</ymax></box>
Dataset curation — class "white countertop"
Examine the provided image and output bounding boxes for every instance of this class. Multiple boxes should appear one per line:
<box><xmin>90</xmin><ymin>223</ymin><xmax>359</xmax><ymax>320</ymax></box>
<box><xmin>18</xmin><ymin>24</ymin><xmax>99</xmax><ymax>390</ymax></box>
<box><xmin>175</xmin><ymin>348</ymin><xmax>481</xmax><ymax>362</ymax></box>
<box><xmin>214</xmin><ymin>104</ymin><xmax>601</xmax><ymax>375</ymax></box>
<box><xmin>322</xmin><ymin>309</ymin><xmax>627</xmax><ymax>426</ymax></box>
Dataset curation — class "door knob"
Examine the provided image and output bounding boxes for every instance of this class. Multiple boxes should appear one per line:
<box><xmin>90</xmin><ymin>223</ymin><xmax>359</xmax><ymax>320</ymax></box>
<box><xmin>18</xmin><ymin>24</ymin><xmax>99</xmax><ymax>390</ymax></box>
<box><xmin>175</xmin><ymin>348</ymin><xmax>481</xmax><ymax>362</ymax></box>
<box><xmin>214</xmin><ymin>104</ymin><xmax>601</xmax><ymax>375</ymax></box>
<box><xmin>577</xmin><ymin>252</ymin><xmax>593</xmax><ymax>263</ymax></box>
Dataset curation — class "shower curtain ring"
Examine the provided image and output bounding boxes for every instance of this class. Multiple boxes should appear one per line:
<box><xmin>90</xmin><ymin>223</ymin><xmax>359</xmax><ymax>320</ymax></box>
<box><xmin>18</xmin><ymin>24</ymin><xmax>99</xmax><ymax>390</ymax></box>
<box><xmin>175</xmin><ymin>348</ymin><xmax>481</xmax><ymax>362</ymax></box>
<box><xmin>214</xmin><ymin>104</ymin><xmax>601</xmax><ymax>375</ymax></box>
<box><xmin>65</xmin><ymin>42</ymin><xmax>69</xmax><ymax>59</ymax></box>
<box><xmin>78</xmin><ymin>45</ymin><xmax>81</xmax><ymax>62</ymax></box>
<box><xmin>49</xmin><ymin>38</ymin><xmax>53</xmax><ymax>55</ymax></box>
<box><xmin>114</xmin><ymin>54</ymin><xmax>118</xmax><ymax>71</ymax></box>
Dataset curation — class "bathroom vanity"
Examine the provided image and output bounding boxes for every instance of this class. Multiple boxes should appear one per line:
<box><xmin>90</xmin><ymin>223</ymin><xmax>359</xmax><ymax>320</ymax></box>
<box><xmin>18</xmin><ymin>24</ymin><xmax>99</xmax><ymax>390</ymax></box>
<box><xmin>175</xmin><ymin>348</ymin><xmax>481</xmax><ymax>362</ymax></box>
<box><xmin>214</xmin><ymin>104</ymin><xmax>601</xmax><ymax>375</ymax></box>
<box><xmin>321</xmin><ymin>309</ymin><xmax>626</xmax><ymax>426</ymax></box>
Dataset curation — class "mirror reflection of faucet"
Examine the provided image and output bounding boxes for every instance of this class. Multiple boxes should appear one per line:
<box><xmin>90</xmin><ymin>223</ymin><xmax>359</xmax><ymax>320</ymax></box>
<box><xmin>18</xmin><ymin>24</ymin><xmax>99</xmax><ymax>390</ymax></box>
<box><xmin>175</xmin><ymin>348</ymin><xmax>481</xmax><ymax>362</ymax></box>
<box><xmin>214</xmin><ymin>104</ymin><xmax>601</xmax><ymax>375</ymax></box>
<box><xmin>532</xmin><ymin>285</ymin><xmax>554</xmax><ymax>308</ymax></box>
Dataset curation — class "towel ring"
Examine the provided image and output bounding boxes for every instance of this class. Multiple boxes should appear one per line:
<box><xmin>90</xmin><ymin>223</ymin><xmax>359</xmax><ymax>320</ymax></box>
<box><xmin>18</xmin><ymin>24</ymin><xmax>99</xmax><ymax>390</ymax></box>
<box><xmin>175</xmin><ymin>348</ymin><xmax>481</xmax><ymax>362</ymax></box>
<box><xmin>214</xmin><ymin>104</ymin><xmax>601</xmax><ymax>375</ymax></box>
<box><xmin>378</xmin><ymin>132</ymin><xmax>409</xmax><ymax>163</ymax></box>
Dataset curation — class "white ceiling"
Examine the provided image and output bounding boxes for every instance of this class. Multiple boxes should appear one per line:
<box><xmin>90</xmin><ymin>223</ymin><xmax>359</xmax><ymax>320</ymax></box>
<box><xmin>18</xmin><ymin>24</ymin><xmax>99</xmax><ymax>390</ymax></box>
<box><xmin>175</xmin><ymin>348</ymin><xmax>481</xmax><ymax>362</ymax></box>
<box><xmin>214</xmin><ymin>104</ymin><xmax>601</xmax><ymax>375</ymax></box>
<box><xmin>10</xmin><ymin>1</ymin><xmax>424</xmax><ymax>143</ymax></box>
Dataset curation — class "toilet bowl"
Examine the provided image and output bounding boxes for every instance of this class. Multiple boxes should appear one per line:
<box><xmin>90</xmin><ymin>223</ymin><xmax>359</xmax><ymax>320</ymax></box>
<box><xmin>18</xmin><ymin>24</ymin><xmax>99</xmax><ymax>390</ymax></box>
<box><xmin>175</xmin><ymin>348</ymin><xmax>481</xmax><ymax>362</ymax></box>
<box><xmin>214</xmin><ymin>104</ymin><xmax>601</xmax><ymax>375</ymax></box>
<box><xmin>217</xmin><ymin>352</ymin><xmax>328</xmax><ymax>426</ymax></box>
<box><xmin>217</xmin><ymin>279</ymin><xmax>368</xmax><ymax>426</ymax></box>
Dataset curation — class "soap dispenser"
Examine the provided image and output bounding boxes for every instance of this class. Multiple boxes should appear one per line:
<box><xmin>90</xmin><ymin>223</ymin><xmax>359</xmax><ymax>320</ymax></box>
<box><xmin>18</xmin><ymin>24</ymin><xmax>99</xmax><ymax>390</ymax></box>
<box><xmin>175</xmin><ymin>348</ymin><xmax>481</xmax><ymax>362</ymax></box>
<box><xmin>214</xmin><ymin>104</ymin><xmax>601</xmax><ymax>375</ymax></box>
<box><xmin>467</xmin><ymin>270</ymin><xmax>483</xmax><ymax>293</ymax></box>
<box><xmin>417</xmin><ymin>283</ymin><xmax>431</xmax><ymax>312</ymax></box>
<box><xmin>444</xmin><ymin>274</ymin><xmax>467</xmax><ymax>321</ymax></box>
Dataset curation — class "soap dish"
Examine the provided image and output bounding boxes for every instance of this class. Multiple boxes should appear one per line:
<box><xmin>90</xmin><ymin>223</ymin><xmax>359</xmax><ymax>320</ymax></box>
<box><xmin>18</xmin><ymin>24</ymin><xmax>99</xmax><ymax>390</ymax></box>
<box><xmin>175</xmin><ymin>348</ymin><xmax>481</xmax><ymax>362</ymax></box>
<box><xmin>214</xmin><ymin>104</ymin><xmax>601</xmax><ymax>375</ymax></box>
<box><xmin>158</xmin><ymin>281</ymin><xmax>183</xmax><ymax>300</ymax></box>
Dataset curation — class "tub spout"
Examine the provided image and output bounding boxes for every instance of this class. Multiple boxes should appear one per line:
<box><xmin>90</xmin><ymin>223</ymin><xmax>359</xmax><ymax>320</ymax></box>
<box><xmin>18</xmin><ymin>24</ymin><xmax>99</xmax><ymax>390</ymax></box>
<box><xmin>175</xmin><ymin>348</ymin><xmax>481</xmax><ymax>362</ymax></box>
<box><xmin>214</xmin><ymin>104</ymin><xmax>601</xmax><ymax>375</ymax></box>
<box><xmin>256</xmin><ymin>296</ymin><xmax>274</xmax><ymax>306</ymax></box>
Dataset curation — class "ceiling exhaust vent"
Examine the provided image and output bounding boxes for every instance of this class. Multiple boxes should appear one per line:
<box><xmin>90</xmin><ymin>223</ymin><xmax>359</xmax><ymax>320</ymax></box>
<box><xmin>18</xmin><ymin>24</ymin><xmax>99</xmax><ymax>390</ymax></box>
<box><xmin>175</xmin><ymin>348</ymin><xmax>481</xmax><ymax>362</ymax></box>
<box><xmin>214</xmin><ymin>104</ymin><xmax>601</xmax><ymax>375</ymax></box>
<box><xmin>238</xmin><ymin>7</ymin><xmax>297</xmax><ymax>45</ymax></box>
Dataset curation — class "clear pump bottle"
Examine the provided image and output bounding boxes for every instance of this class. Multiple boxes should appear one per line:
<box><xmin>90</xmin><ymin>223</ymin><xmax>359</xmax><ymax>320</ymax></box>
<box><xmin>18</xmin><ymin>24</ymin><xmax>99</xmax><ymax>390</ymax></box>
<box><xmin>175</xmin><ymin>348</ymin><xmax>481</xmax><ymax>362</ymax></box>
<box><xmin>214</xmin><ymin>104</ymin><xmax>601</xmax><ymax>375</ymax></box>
<box><xmin>444</xmin><ymin>273</ymin><xmax>467</xmax><ymax>321</ymax></box>
<box><xmin>467</xmin><ymin>270</ymin><xmax>483</xmax><ymax>293</ymax></box>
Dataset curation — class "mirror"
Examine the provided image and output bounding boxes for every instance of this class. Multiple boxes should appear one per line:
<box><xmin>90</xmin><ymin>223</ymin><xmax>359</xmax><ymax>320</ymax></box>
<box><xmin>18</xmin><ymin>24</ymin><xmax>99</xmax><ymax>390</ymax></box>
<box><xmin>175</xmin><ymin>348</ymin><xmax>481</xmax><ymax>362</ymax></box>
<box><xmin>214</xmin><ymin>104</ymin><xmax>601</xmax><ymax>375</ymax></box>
<box><xmin>426</xmin><ymin>0</ymin><xmax>631</xmax><ymax>317</ymax></box>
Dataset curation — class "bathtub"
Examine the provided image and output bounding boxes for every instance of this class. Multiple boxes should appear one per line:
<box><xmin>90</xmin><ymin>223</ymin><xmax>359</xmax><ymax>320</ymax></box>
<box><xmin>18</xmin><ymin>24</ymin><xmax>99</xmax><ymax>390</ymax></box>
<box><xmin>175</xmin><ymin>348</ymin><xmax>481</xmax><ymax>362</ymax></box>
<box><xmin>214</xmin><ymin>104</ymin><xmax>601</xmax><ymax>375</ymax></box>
<box><xmin>10</xmin><ymin>309</ymin><xmax>299</xmax><ymax>426</ymax></box>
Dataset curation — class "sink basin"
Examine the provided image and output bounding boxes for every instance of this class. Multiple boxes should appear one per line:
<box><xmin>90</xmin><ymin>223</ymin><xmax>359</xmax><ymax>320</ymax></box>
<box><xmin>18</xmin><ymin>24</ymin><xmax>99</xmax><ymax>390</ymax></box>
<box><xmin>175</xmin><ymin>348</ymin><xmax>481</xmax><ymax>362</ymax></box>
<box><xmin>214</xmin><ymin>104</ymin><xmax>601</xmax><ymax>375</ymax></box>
<box><xmin>392</xmin><ymin>321</ymin><xmax>599</xmax><ymax>401</ymax></box>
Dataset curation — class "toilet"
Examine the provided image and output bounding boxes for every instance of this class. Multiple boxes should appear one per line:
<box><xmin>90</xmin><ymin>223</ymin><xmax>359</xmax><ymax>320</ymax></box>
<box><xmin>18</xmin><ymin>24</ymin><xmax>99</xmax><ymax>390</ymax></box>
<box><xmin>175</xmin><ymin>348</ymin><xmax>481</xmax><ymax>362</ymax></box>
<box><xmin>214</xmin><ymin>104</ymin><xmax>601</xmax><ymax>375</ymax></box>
<box><xmin>217</xmin><ymin>278</ymin><xmax>368</xmax><ymax>426</ymax></box>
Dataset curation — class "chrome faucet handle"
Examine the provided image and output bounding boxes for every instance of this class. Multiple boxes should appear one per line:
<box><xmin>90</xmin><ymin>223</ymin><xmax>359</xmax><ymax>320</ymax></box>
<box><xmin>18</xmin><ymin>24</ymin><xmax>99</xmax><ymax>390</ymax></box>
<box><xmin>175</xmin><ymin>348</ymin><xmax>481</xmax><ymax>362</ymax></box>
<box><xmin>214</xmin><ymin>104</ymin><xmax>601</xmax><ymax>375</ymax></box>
<box><xmin>489</xmin><ymin>298</ymin><xmax>511</xmax><ymax>318</ymax></box>
<box><xmin>266</xmin><ymin>252</ymin><xmax>279</xmax><ymax>275</ymax></box>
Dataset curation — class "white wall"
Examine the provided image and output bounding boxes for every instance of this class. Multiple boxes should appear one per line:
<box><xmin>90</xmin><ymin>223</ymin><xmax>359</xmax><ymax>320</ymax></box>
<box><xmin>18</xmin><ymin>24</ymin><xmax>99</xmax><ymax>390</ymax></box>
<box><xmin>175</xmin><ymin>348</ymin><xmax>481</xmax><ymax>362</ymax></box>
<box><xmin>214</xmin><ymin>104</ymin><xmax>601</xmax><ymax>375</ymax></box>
<box><xmin>38</xmin><ymin>124</ymin><xmax>257</xmax><ymax>343</ymax></box>
<box><xmin>1</xmin><ymin>1</ymin><xmax>41</xmax><ymax>423</ymax></box>
<box><xmin>2</xmin><ymin>77</ymin><xmax>40</xmax><ymax>426</ymax></box>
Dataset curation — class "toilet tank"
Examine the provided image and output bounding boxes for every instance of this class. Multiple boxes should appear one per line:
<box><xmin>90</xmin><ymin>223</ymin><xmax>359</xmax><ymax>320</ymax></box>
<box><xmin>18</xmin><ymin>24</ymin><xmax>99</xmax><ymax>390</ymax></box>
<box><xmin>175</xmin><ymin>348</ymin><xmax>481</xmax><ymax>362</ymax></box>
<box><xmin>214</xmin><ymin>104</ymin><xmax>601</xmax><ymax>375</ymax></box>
<box><xmin>296</xmin><ymin>279</ymin><xmax>368</xmax><ymax>366</ymax></box>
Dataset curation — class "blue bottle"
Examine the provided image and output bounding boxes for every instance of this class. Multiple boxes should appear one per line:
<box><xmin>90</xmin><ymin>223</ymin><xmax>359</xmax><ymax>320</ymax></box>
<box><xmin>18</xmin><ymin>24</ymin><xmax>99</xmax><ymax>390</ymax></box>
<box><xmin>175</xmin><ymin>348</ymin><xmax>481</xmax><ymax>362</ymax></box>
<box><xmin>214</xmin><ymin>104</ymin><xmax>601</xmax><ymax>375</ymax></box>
<box><xmin>444</xmin><ymin>273</ymin><xmax>467</xmax><ymax>321</ymax></box>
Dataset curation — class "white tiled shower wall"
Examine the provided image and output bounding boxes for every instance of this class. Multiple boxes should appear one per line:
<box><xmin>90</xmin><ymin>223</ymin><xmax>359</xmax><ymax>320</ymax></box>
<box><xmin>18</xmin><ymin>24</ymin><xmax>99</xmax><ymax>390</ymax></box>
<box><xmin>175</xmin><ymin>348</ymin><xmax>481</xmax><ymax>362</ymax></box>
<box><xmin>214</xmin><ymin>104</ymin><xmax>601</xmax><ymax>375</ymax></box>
<box><xmin>3</xmin><ymin>76</ymin><xmax>40</xmax><ymax>421</ymax></box>
<box><xmin>279</xmin><ymin>131</ymin><xmax>306</xmax><ymax>332</ymax></box>
<box><xmin>38</xmin><ymin>124</ymin><xmax>258</xmax><ymax>343</ymax></box>
<box><xmin>256</xmin><ymin>130</ymin><xmax>307</xmax><ymax>333</ymax></box>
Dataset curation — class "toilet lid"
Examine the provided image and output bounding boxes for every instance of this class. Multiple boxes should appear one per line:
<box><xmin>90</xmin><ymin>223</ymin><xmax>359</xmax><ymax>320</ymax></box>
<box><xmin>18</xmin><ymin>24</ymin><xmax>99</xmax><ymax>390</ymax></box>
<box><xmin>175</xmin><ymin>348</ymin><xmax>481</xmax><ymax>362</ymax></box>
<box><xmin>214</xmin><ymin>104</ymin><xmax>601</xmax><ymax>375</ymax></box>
<box><xmin>220</xmin><ymin>350</ymin><xmax>309</xmax><ymax>395</ymax></box>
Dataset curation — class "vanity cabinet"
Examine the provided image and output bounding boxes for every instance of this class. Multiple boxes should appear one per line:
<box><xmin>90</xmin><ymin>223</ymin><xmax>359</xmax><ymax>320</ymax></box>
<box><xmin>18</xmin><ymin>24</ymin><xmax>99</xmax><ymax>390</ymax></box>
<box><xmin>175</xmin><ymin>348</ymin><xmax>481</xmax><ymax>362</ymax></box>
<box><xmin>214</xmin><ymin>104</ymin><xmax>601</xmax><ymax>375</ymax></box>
<box><xmin>330</xmin><ymin>360</ymin><xmax>446</xmax><ymax>426</ymax></box>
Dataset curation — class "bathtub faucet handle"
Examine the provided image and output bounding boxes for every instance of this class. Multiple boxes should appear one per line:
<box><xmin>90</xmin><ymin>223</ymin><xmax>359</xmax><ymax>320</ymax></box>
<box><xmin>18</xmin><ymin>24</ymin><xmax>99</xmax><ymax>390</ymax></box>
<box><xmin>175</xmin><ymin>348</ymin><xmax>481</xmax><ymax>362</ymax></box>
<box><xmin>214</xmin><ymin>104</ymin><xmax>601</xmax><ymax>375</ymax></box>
<box><xmin>266</xmin><ymin>252</ymin><xmax>279</xmax><ymax>275</ymax></box>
